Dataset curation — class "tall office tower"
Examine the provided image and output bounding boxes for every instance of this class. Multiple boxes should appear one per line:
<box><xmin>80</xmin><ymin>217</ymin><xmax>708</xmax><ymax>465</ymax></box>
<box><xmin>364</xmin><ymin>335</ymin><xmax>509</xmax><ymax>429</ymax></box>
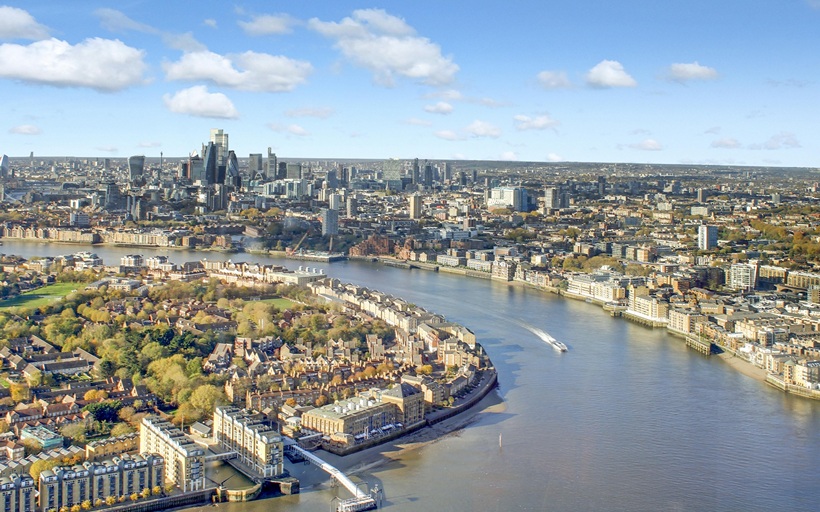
<box><xmin>329</xmin><ymin>193</ymin><xmax>342</xmax><ymax>210</ymax></box>
<box><xmin>225</xmin><ymin>150</ymin><xmax>241</xmax><ymax>188</ymax></box>
<box><xmin>544</xmin><ymin>186</ymin><xmax>560</xmax><ymax>210</ymax></box>
<box><xmin>597</xmin><ymin>175</ymin><xmax>606</xmax><ymax>196</ymax></box>
<box><xmin>341</xmin><ymin>167</ymin><xmax>350</xmax><ymax>186</ymax></box>
<box><xmin>286</xmin><ymin>162</ymin><xmax>302</xmax><ymax>179</ymax></box>
<box><xmin>249</xmin><ymin>153</ymin><xmax>263</xmax><ymax>175</ymax></box>
<box><xmin>697</xmin><ymin>188</ymin><xmax>707</xmax><ymax>203</ymax></box>
<box><xmin>203</xmin><ymin>142</ymin><xmax>218</xmax><ymax>185</ymax></box>
<box><xmin>423</xmin><ymin>161</ymin><xmax>433</xmax><ymax>187</ymax></box>
<box><xmin>346</xmin><ymin>196</ymin><xmax>358</xmax><ymax>217</ymax></box>
<box><xmin>326</xmin><ymin>169</ymin><xmax>338</xmax><ymax>189</ymax></box>
<box><xmin>188</xmin><ymin>153</ymin><xmax>205</xmax><ymax>182</ymax></box>
<box><xmin>104</xmin><ymin>182</ymin><xmax>122</xmax><ymax>209</ymax></box>
<box><xmin>412</xmin><ymin>158</ymin><xmax>420</xmax><ymax>185</ymax></box>
<box><xmin>443</xmin><ymin>162</ymin><xmax>452</xmax><ymax>181</ymax></box>
<box><xmin>0</xmin><ymin>154</ymin><xmax>8</xmax><ymax>178</ymax></box>
<box><xmin>698</xmin><ymin>225</ymin><xmax>718</xmax><ymax>251</ymax></box>
<box><xmin>128</xmin><ymin>155</ymin><xmax>145</xmax><ymax>181</ymax></box>
<box><xmin>321</xmin><ymin>208</ymin><xmax>339</xmax><ymax>235</ymax></box>
<box><xmin>277</xmin><ymin>161</ymin><xmax>287</xmax><ymax>180</ymax></box>
<box><xmin>210</xmin><ymin>128</ymin><xmax>229</xmax><ymax>165</ymax></box>
<box><xmin>265</xmin><ymin>148</ymin><xmax>277</xmax><ymax>179</ymax></box>
<box><xmin>409</xmin><ymin>194</ymin><xmax>422</xmax><ymax>219</ymax></box>
<box><xmin>383</xmin><ymin>158</ymin><xmax>402</xmax><ymax>190</ymax></box>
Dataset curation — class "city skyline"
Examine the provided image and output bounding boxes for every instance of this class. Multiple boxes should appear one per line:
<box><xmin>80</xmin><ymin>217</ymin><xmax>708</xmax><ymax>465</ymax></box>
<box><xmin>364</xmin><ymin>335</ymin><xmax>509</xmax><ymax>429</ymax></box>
<box><xmin>1</xmin><ymin>1</ymin><xmax>819</xmax><ymax>167</ymax></box>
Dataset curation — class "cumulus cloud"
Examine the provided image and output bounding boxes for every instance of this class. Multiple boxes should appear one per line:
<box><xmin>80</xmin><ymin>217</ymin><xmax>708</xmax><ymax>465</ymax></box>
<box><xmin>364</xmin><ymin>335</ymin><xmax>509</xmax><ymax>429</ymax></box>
<box><xmin>500</xmin><ymin>151</ymin><xmax>518</xmax><ymax>161</ymax></box>
<box><xmin>309</xmin><ymin>9</ymin><xmax>458</xmax><ymax>86</ymax></box>
<box><xmin>239</xmin><ymin>14</ymin><xmax>296</xmax><ymax>36</ymax></box>
<box><xmin>0</xmin><ymin>37</ymin><xmax>146</xmax><ymax>91</ymax></box>
<box><xmin>466</xmin><ymin>120</ymin><xmax>501</xmax><ymax>138</ymax></box>
<box><xmin>164</xmin><ymin>50</ymin><xmax>312</xmax><ymax>92</ymax></box>
<box><xmin>9</xmin><ymin>124</ymin><xmax>41</xmax><ymax>135</ymax></box>
<box><xmin>666</xmin><ymin>61</ymin><xmax>718</xmax><ymax>83</ymax></box>
<box><xmin>285</xmin><ymin>107</ymin><xmax>334</xmax><ymax>118</ymax></box>
<box><xmin>711</xmin><ymin>137</ymin><xmax>741</xmax><ymax>149</ymax></box>
<box><xmin>424</xmin><ymin>101</ymin><xmax>453</xmax><ymax>114</ymax></box>
<box><xmin>628</xmin><ymin>138</ymin><xmax>663</xmax><ymax>151</ymax></box>
<box><xmin>204</xmin><ymin>19</ymin><xmax>217</xmax><ymax>28</ymax></box>
<box><xmin>748</xmin><ymin>132</ymin><xmax>801</xmax><ymax>150</ymax></box>
<box><xmin>585</xmin><ymin>60</ymin><xmax>637</xmax><ymax>88</ymax></box>
<box><xmin>537</xmin><ymin>70</ymin><xmax>571</xmax><ymax>89</ymax></box>
<box><xmin>163</xmin><ymin>86</ymin><xmax>239</xmax><ymax>119</ymax></box>
<box><xmin>435</xmin><ymin>130</ymin><xmax>463</xmax><ymax>141</ymax></box>
<box><xmin>288</xmin><ymin>124</ymin><xmax>309</xmax><ymax>136</ymax></box>
<box><xmin>514</xmin><ymin>114</ymin><xmax>559</xmax><ymax>131</ymax></box>
<box><xmin>425</xmin><ymin>89</ymin><xmax>462</xmax><ymax>100</ymax></box>
<box><xmin>0</xmin><ymin>6</ymin><xmax>50</xmax><ymax>40</ymax></box>
<box><xmin>546</xmin><ymin>153</ymin><xmax>563</xmax><ymax>162</ymax></box>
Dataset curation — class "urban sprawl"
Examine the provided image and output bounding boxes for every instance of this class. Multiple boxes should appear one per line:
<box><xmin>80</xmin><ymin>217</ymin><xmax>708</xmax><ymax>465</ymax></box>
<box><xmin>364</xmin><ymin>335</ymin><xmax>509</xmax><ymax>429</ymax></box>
<box><xmin>0</xmin><ymin>129</ymin><xmax>819</xmax><ymax>511</ymax></box>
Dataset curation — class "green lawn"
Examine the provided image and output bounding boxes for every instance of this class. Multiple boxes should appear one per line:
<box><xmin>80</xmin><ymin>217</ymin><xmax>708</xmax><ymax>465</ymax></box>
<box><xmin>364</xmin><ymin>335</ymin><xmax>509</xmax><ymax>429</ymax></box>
<box><xmin>259</xmin><ymin>297</ymin><xmax>296</xmax><ymax>309</ymax></box>
<box><xmin>0</xmin><ymin>282</ymin><xmax>85</xmax><ymax>311</ymax></box>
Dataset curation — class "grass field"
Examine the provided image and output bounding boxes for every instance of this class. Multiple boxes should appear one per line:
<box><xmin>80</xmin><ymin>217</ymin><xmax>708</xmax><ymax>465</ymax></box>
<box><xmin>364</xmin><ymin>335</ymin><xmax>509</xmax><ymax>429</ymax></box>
<box><xmin>0</xmin><ymin>282</ymin><xmax>85</xmax><ymax>311</ymax></box>
<box><xmin>259</xmin><ymin>297</ymin><xmax>296</xmax><ymax>309</ymax></box>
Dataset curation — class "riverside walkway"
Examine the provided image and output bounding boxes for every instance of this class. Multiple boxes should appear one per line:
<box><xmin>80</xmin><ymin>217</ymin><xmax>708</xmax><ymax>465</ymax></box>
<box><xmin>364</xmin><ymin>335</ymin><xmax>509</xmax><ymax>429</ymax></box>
<box><xmin>288</xmin><ymin>445</ymin><xmax>378</xmax><ymax>511</ymax></box>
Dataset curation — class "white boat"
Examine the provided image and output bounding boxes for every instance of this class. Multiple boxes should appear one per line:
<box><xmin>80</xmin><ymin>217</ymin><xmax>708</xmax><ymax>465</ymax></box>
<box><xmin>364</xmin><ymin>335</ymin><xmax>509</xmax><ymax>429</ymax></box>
<box><xmin>525</xmin><ymin>325</ymin><xmax>568</xmax><ymax>352</ymax></box>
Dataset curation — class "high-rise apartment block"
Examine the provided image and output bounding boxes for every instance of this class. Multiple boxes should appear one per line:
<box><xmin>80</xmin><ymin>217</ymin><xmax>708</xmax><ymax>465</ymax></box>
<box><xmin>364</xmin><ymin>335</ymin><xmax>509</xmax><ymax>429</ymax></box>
<box><xmin>212</xmin><ymin>407</ymin><xmax>284</xmax><ymax>479</ymax></box>
<box><xmin>139</xmin><ymin>416</ymin><xmax>205</xmax><ymax>492</ymax></box>
<box><xmin>698</xmin><ymin>225</ymin><xmax>718</xmax><ymax>251</ymax></box>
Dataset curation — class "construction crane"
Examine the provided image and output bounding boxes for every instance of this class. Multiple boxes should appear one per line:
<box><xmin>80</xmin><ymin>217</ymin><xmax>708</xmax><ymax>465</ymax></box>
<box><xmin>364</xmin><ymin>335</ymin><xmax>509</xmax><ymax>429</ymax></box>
<box><xmin>287</xmin><ymin>229</ymin><xmax>310</xmax><ymax>255</ymax></box>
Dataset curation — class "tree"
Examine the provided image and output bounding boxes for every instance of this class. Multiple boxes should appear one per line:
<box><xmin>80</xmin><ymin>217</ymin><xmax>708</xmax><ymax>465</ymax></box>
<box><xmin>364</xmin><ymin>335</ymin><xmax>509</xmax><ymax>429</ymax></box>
<box><xmin>105</xmin><ymin>496</ymin><xmax>117</xmax><ymax>506</ymax></box>
<box><xmin>84</xmin><ymin>400</ymin><xmax>122</xmax><ymax>423</ymax></box>
<box><xmin>189</xmin><ymin>384</ymin><xmax>226</xmax><ymax>417</ymax></box>
<box><xmin>30</xmin><ymin>459</ymin><xmax>59</xmax><ymax>480</ymax></box>
<box><xmin>141</xmin><ymin>488</ymin><xmax>151</xmax><ymax>499</ymax></box>
<box><xmin>0</xmin><ymin>420</ymin><xmax>9</xmax><ymax>434</ymax></box>
<box><xmin>81</xmin><ymin>500</ymin><xmax>92</xmax><ymax>511</ymax></box>
<box><xmin>285</xmin><ymin>397</ymin><xmax>297</xmax><ymax>407</ymax></box>
<box><xmin>10</xmin><ymin>382</ymin><xmax>30</xmax><ymax>402</ymax></box>
<box><xmin>110</xmin><ymin>422</ymin><xmax>135</xmax><ymax>437</ymax></box>
<box><xmin>61</xmin><ymin>423</ymin><xmax>87</xmax><ymax>445</ymax></box>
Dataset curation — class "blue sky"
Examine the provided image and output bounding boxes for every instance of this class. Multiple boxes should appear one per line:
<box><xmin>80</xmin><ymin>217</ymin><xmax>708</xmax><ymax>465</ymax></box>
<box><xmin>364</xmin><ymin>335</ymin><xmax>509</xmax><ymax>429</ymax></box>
<box><xmin>1</xmin><ymin>1</ymin><xmax>818</xmax><ymax>167</ymax></box>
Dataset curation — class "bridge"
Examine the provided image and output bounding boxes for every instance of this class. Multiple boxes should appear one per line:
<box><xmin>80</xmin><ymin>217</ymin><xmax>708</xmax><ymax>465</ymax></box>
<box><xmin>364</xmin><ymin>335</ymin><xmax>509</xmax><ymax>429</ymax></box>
<box><xmin>204</xmin><ymin>450</ymin><xmax>237</xmax><ymax>463</ymax></box>
<box><xmin>288</xmin><ymin>445</ymin><xmax>380</xmax><ymax>511</ymax></box>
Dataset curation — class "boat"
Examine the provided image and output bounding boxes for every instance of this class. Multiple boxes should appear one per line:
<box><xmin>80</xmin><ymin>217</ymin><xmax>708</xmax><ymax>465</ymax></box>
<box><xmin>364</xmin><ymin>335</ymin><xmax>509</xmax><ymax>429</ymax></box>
<box><xmin>526</xmin><ymin>325</ymin><xmax>568</xmax><ymax>352</ymax></box>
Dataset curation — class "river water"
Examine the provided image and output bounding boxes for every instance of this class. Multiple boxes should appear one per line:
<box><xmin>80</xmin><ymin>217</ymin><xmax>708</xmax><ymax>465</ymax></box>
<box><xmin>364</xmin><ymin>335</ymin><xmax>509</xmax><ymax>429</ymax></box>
<box><xmin>3</xmin><ymin>241</ymin><xmax>818</xmax><ymax>511</ymax></box>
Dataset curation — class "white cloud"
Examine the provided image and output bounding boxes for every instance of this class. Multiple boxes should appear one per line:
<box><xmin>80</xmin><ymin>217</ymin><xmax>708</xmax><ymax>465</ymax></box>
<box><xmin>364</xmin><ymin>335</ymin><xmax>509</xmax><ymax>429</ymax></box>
<box><xmin>163</xmin><ymin>86</ymin><xmax>239</xmax><ymax>119</ymax></box>
<box><xmin>285</xmin><ymin>107</ymin><xmax>334</xmax><ymax>118</ymax></box>
<box><xmin>424</xmin><ymin>101</ymin><xmax>453</xmax><ymax>114</ymax></box>
<box><xmin>404</xmin><ymin>118</ymin><xmax>432</xmax><ymax>126</ymax></box>
<box><xmin>309</xmin><ymin>9</ymin><xmax>458</xmax><ymax>86</ymax></box>
<box><xmin>500</xmin><ymin>151</ymin><xmax>518</xmax><ymax>161</ymax></box>
<box><xmin>666</xmin><ymin>61</ymin><xmax>718</xmax><ymax>83</ymax></box>
<box><xmin>585</xmin><ymin>60</ymin><xmax>637</xmax><ymax>88</ymax></box>
<box><xmin>435</xmin><ymin>130</ymin><xmax>462</xmax><ymax>141</ymax></box>
<box><xmin>96</xmin><ymin>145</ymin><xmax>118</xmax><ymax>153</ymax></box>
<box><xmin>0</xmin><ymin>6</ymin><xmax>50</xmax><ymax>40</ymax></box>
<box><xmin>239</xmin><ymin>14</ymin><xmax>295</xmax><ymax>36</ymax></box>
<box><xmin>711</xmin><ymin>137</ymin><xmax>741</xmax><ymax>149</ymax></box>
<box><xmin>546</xmin><ymin>153</ymin><xmax>563</xmax><ymax>162</ymax></box>
<box><xmin>95</xmin><ymin>9</ymin><xmax>205</xmax><ymax>52</ymax></box>
<box><xmin>287</xmin><ymin>124</ymin><xmax>309</xmax><ymax>136</ymax></box>
<box><xmin>164</xmin><ymin>50</ymin><xmax>312</xmax><ymax>92</ymax></box>
<box><xmin>628</xmin><ymin>138</ymin><xmax>663</xmax><ymax>151</ymax></box>
<box><xmin>514</xmin><ymin>114</ymin><xmax>559</xmax><ymax>131</ymax></box>
<box><xmin>704</xmin><ymin>126</ymin><xmax>721</xmax><ymax>134</ymax></box>
<box><xmin>9</xmin><ymin>124</ymin><xmax>41</xmax><ymax>135</ymax></box>
<box><xmin>466</xmin><ymin>120</ymin><xmax>501</xmax><ymax>138</ymax></box>
<box><xmin>0</xmin><ymin>38</ymin><xmax>146</xmax><ymax>91</ymax></box>
<box><xmin>748</xmin><ymin>132</ymin><xmax>801</xmax><ymax>150</ymax></box>
<box><xmin>537</xmin><ymin>70</ymin><xmax>571</xmax><ymax>89</ymax></box>
<box><xmin>426</xmin><ymin>89</ymin><xmax>463</xmax><ymax>100</ymax></box>
<box><xmin>203</xmin><ymin>19</ymin><xmax>217</xmax><ymax>29</ymax></box>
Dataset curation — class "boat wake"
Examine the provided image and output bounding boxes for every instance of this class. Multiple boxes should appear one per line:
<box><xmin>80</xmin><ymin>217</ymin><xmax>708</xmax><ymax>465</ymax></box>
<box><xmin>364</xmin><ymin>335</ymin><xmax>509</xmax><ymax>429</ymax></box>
<box><xmin>521</xmin><ymin>323</ymin><xmax>568</xmax><ymax>352</ymax></box>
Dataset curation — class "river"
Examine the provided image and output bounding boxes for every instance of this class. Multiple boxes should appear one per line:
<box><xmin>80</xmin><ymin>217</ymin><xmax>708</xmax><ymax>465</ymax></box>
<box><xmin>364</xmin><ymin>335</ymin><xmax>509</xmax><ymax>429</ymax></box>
<box><xmin>3</xmin><ymin>240</ymin><xmax>818</xmax><ymax>511</ymax></box>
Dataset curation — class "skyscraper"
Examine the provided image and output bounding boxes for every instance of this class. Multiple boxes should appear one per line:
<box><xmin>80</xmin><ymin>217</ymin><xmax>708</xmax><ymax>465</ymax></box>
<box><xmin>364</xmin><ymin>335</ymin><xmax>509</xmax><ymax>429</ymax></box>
<box><xmin>321</xmin><ymin>208</ymin><xmax>339</xmax><ymax>235</ymax></box>
<box><xmin>0</xmin><ymin>154</ymin><xmax>9</xmax><ymax>178</ymax></box>
<box><xmin>249</xmin><ymin>153</ymin><xmax>263</xmax><ymax>175</ymax></box>
<box><xmin>225</xmin><ymin>150</ymin><xmax>240</xmax><ymax>188</ymax></box>
<box><xmin>128</xmin><ymin>155</ymin><xmax>145</xmax><ymax>182</ymax></box>
<box><xmin>210</xmin><ymin>128</ymin><xmax>229</xmax><ymax>165</ymax></box>
<box><xmin>411</xmin><ymin>158</ymin><xmax>420</xmax><ymax>185</ymax></box>
<box><xmin>409</xmin><ymin>194</ymin><xmax>422</xmax><ymax>219</ymax></box>
<box><xmin>202</xmin><ymin>142</ymin><xmax>218</xmax><ymax>185</ymax></box>
<box><xmin>383</xmin><ymin>159</ymin><xmax>402</xmax><ymax>190</ymax></box>
<box><xmin>698</xmin><ymin>225</ymin><xmax>718</xmax><ymax>251</ymax></box>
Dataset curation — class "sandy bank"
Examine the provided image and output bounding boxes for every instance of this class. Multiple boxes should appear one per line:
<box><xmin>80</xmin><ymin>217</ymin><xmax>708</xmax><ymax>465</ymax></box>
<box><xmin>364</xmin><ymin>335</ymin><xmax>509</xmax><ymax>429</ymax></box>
<box><xmin>715</xmin><ymin>352</ymin><xmax>768</xmax><ymax>382</ymax></box>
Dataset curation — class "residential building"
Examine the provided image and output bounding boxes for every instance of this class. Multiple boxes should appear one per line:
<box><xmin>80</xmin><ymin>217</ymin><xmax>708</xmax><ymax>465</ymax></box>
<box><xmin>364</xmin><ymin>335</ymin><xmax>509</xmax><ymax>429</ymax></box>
<box><xmin>212</xmin><ymin>407</ymin><xmax>283</xmax><ymax>478</ymax></box>
<box><xmin>139</xmin><ymin>417</ymin><xmax>204</xmax><ymax>492</ymax></box>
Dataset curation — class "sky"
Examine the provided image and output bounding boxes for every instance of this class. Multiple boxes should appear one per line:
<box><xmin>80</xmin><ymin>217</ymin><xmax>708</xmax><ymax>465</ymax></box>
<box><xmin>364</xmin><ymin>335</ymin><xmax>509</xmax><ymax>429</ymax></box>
<box><xmin>1</xmin><ymin>0</ymin><xmax>819</xmax><ymax>167</ymax></box>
